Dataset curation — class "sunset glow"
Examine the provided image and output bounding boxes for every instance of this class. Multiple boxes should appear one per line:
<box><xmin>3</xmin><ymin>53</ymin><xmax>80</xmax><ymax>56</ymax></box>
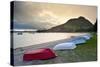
<box><xmin>14</xmin><ymin>1</ymin><xmax>97</xmax><ymax>29</ymax></box>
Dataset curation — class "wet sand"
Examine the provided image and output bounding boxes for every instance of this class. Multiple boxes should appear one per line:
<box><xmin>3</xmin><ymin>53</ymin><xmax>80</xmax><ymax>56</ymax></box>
<box><xmin>13</xmin><ymin>34</ymin><xmax>96</xmax><ymax>66</ymax></box>
<box><xmin>13</xmin><ymin>38</ymin><xmax>74</xmax><ymax>66</ymax></box>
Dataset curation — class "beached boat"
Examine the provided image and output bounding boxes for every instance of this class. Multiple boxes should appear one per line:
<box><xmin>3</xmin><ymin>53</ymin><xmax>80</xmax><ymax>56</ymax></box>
<box><xmin>53</xmin><ymin>42</ymin><xmax>77</xmax><ymax>50</ymax></box>
<box><xmin>23</xmin><ymin>48</ymin><xmax>57</xmax><ymax>61</ymax></box>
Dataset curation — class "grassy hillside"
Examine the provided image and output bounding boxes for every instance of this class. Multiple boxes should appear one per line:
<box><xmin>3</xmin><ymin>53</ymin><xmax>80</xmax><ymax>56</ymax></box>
<box><xmin>43</xmin><ymin>33</ymin><xmax>97</xmax><ymax>64</ymax></box>
<box><xmin>46</xmin><ymin>16</ymin><xmax>94</xmax><ymax>32</ymax></box>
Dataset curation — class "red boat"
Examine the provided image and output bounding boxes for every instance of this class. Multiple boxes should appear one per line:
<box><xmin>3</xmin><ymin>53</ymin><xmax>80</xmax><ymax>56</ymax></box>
<box><xmin>23</xmin><ymin>48</ymin><xmax>57</xmax><ymax>61</ymax></box>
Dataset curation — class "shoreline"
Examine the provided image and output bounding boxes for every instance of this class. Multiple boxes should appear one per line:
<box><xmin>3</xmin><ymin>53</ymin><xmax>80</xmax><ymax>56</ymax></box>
<box><xmin>14</xmin><ymin>38</ymin><xmax>71</xmax><ymax>55</ymax></box>
<box><xmin>13</xmin><ymin>38</ymin><xmax>71</xmax><ymax>66</ymax></box>
<box><xmin>13</xmin><ymin>32</ymin><xmax>89</xmax><ymax>49</ymax></box>
<box><xmin>13</xmin><ymin>33</ymin><xmax>97</xmax><ymax>66</ymax></box>
<box><xmin>14</xmin><ymin>33</ymin><xmax>90</xmax><ymax>55</ymax></box>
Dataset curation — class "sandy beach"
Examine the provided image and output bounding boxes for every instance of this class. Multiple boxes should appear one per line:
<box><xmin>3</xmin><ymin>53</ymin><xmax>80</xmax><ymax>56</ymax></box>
<box><xmin>13</xmin><ymin>37</ymin><xmax>76</xmax><ymax>66</ymax></box>
<box><xmin>13</xmin><ymin>34</ymin><xmax>97</xmax><ymax>66</ymax></box>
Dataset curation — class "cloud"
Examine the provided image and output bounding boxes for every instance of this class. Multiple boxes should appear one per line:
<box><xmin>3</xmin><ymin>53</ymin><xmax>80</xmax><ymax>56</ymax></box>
<box><xmin>13</xmin><ymin>22</ymin><xmax>35</xmax><ymax>29</ymax></box>
<box><xmin>13</xmin><ymin>1</ymin><xmax>97</xmax><ymax>30</ymax></box>
<box><xmin>13</xmin><ymin>2</ymin><xmax>62</xmax><ymax>29</ymax></box>
<box><xmin>13</xmin><ymin>2</ymin><xmax>61</xmax><ymax>30</ymax></box>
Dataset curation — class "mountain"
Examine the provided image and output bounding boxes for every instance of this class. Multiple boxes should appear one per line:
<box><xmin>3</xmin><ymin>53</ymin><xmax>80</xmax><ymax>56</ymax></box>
<box><xmin>46</xmin><ymin>16</ymin><xmax>94</xmax><ymax>32</ymax></box>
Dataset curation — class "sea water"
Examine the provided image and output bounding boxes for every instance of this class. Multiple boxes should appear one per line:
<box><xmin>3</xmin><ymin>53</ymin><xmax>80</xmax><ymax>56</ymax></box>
<box><xmin>13</xmin><ymin>32</ymin><xmax>88</xmax><ymax>49</ymax></box>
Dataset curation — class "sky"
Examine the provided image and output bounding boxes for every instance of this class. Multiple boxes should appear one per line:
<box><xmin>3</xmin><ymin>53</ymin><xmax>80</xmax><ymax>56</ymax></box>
<box><xmin>13</xmin><ymin>1</ymin><xmax>97</xmax><ymax>30</ymax></box>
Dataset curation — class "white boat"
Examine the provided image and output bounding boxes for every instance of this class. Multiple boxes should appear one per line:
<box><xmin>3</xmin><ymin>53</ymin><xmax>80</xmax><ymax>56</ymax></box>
<box><xmin>68</xmin><ymin>37</ymin><xmax>86</xmax><ymax>44</ymax></box>
<box><xmin>81</xmin><ymin>34</ymin><xmax>92</xmax><ymax>40</ymax></box>
<box><xmin>53</xmin><ymin>42</ymin><xmax>77</xmax><ymax>50</ymax></box>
